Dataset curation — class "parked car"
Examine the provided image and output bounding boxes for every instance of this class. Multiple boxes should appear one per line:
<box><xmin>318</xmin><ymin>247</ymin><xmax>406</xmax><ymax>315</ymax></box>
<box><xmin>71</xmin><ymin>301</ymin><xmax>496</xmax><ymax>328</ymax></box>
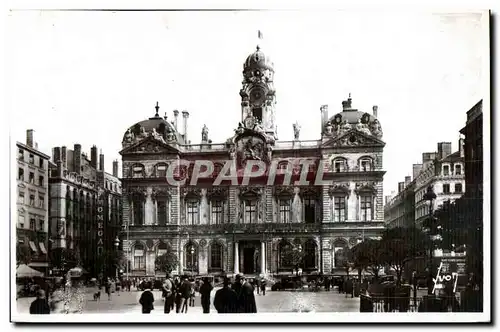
<box><xmin>271</xmin><ymin>276</ymin><xmax>303</xmax><ymax>291</ymax></box>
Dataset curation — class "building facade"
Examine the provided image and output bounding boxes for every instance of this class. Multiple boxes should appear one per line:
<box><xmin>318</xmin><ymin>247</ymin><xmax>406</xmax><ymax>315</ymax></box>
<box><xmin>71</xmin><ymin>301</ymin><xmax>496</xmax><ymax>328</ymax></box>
<box><xmin>16</xmin><ymin>130</ymin><xmax>51</xmax><ymax>271</ymax></box>
<box><xmin>119</xmin><ymin>46</ymin><xmax>386</xmax><ymax>278</ymax></box>
<box><xmin>48</xmin><ymin>144</ymin><xmax>122</xmax><ymax>276</ymax></box>
<box><xmin>384</xmin><ymin>141</ymin><xmax>466</xmax><ymax>229</ymax></box>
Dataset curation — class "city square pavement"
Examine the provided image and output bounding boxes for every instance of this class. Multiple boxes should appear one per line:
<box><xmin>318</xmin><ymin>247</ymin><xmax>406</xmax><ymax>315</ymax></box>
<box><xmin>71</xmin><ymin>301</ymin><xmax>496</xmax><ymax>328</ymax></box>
<box><xmin>17</xmin><ymin>287</ymin><xmax>360</xmax><ymax>314</ymax></box>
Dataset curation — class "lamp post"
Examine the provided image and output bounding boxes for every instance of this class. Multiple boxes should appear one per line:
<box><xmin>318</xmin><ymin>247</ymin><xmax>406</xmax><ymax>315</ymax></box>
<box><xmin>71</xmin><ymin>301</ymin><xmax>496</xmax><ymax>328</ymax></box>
<box><xmin>190</xmin><ymin>247</ymin><xmax>195</xmax><ymax>276</ymax></box>
<box><xmin>114</xmin><ymin>236</ymin><xmax>120</xmax><ymax>280</ymax></box>
<box><xmin>423</xmin><ymin>185</ymin><xmax>437</xmax><ymax>296</ymax></box>
<box><xmin>293</xmin><ymin>244</ymin><xmax>303</xmax><ymax>276</ymax></box>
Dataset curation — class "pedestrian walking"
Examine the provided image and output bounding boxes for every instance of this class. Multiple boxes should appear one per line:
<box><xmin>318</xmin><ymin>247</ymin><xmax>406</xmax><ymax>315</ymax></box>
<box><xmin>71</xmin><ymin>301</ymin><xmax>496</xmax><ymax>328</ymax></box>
<box><xmin>214</xmin><ymin>277</ymin><xmax>238</xmax><ymax>313</ymax></box>
<box><xmin>178</xmin><ymin>276</ymin><xmax>191</xmax><ymax>313</ymax></box>
<box><xmin>30</xmin><ymin>289</ymin><xmax>51</xmax><ymax>314</ymax></box>
<box><xmin>255</xmin><ymin>278</ymin><xmax>261</xmax><ymax>295</ymax></box>
<box><xmin>163</xmin><ymin>273</ymin><xmax>175</xmax><ymax>314</ymax></box>
<box><xmin>233</xmin><ymin>274</ymin><xmax>257</xmax><ymax>313</ymax></box>
<box><xmin>139</xmin><ymin>282</ymin><xmax>155</xmax><ymax>314</ymax></box>
<box><xmin>105</xmin><ymin>278</ymin><xmax>112</xmax><ymax>301</ymax></box>
<box><xmin>260</xmin><ymin>278</ymin><xmax>267</xmax><ymax>296</ymax></box>
<box><xmin>199</xmin><ymin>277</ymin><xmax>213</xmax><ymax>314</ymax></box>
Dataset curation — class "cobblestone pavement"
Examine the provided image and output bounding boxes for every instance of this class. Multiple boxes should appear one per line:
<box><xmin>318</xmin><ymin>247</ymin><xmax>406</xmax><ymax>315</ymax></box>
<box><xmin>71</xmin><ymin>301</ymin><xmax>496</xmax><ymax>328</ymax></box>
<box><xmin>17</xmin><ymin>287</ymin><xmax>360</xmax><ymax>314</ymax></box>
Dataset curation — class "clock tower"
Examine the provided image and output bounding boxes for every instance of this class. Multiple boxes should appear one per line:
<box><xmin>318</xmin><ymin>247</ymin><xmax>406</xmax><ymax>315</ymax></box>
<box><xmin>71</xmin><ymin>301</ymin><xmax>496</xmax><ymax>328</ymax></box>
<box><xmin>240</xmin><ymin>45</ymin><xmax>277</xmax><ymax>139</ymax></box>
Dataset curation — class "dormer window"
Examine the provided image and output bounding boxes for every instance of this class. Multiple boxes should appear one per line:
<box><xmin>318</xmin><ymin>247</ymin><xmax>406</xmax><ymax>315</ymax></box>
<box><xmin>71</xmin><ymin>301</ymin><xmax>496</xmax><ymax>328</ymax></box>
<box><xmin>454</xmin><ymin>164</ymin><xmax>462</xmax><ymax>175</ymax></box>
<box><xmin>333</xmin><ymin>158</ymin><xmax>347</xmax><ymax>173</ymax></box>
<box><xmin>359</xmin><ymin>157</ymin><xmax>372</xmax><ymax>172</ymax></box>
<box><xmin>443</xmin><ymin>165</ymin><xmax>450</xmax><ymax>176</ymax></box>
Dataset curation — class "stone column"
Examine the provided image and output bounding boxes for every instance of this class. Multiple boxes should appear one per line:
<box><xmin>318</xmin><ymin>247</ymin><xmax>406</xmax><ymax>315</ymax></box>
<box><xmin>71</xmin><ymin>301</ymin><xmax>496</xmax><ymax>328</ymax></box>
<box><xmin>178</xmin><ymin>248</ymin><xmax>184</xmax><ymax>275</ymax></box>
<box><xmin>154</xmin><ymin>200</ymin><xmax>158</xmax><ymax>225</ymax></box>
<box><xmin>200</xmin><ymin>189</ymin><xmax>208</xmax><ymax>225</ymax></box>
<box><xmin>292</xmin><ymin>187</ymin><xmax>302</xmax><ymax>223</ymax></box>
<box><xmin>199</xmin><ymin>243</ymin><xmax>208</xmax><ymax>274</ymax></box>
<box><xmin>261</xmin><ymin>241</ymin><xmax>266</xmax><ymax>274</ymax></box>
<box><xmin>144</xmin><ymin>187</ymin><xmax>154</xmax><ymax>225</ymax></box>
<box><xmin>146</xmin><ymin>250</ymin><xmax>155</xmax><ymax>276</ymax></box>
<box><xmin>234</xmin><ymin>242</ymin><xmax>240</xmax><ymax>274</ymax></box>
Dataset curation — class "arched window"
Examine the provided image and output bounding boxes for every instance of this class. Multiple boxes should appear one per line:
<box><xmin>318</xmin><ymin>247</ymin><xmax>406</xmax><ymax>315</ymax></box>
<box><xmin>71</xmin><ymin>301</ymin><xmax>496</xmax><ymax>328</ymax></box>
<box><xmin>304</xmin><ymin>240</ymin><xmax>317</xmax><ymax>270</ymax></box>
<box><xmin>333</xmin><ymin>239</ymin><xmax>349</xmax><ymax>268</ymax></box>
<box><xmin>157</xmin><ymin>242</ymin><xmax>169</xmax><ymax>257</ymax></box>
<box><xmin>209</xmin><ymin>242</ymin><xmax>223</xmax><ymax>270</ymax></box>
<box><xmin>185</xmin><ymin>242</ymin><xmax>198</xmax><ymax>273</ymax></box>
<box><xmin>278</xmin><ymin>240</ymin><xmax>293</xmax><ymax>269</ymax></box>
<box><xmin>133</xmin><ymin>243</ymin><xmax>146</xmax><ymax>270</ymax></box>
<box><xmin>358</xmin><ymin>157</ymin><xmax>373</xmax><ymax>172</ymax></box>
<box><xmin>332</xmin><ymin>158</ymin><xmax>348</xmax><ymax>173</ymax></box>
<box><xmin>132</xmin><ymin>163</ymin><xmax>145</xmax><ymax>178</ymax></box>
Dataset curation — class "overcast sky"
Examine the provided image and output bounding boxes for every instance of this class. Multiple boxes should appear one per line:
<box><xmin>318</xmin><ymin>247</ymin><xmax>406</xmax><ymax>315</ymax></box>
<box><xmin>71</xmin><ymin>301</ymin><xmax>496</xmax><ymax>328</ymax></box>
<box><xmin>6</xmin><ymin>10</ymin><xmax>487</xmax><ymax>196</ymax></box>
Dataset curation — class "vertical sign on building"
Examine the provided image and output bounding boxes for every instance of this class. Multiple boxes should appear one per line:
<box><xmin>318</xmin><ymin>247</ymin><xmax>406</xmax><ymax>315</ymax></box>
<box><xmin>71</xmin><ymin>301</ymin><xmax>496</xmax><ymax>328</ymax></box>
<box><xmin>97</xmin><ymin>187</ymin><xmax>105</xmax><ymax>257</ymax></box>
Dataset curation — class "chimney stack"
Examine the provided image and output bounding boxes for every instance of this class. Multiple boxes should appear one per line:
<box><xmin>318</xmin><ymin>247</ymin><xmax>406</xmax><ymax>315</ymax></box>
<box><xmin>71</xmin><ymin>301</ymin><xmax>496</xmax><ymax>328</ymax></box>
<box><xmin>437</xmin><ymin>142</ymin><xmax>452</xmax><ymax>160</ymax></box>
<box><xmin>53</xmin><ymin>147</ymin><xmax>61</xmax><ymax>163</ymax></box>
<box><xmin>459</xmin><ymin>137</ymin><xmax>465</xmax><ymax>158</ymax></box>
<box><xmin>112</xmin><ymin>160</ymin><xmax>118</xmax><ymax>177</ymax></box>
<box><xmin>26</xmin><ymin>129</ymin><xmax>34</xmax><ymax>148</ymax></box>
<box><xmin>99</xmin><ymin>150</ymin><xmax>104</xmax><ymax>171</ymax></box>
<box><xmin>61</xmin><ymin>146</ymin><xmax>67</xmax><ymax>169</ymax></box>
<box><xmin>173</xmin><ymin>110</ymin><xmax>179</xmax><ymax>130</ymax></box>
<box><xmin>385</xmin><ymin>195</ymin><xmax>392</xmax><ymax>205</ymax></box>
<box><xmin>56</xmin><ymin>160</ymin><xmax>63</xmax><ymax>177</ymax></box>
<box><xmin>422</xmin><ymin>152</ymin><xmax>437</xmax><ymax>169</ymax></box>
<box><xmin>405</xmin><ymin>176</ymin><xmax>411</xmax><ymax>187</ymax></box>
<box><xmin>373</xmin><ymin>105</ymin><xmax>378</xmax><ymax>118</ymax></box>
<box><xmin>398</xmin><ymin>182</ymin><xmax>405</xmax><ymax>193</ymax></box>
<box><xmin>342</xmin><ymin>94</ymin><xmax>353</xmax><ymax>111</ymax></box>
<box><xmin>412</xmin><ymin>164</ymin><xmax>423</xmax><ymax>180</ymax></box>
<box><xmin>35</xmin><ymin>143</ymin><xmax>39</xmax><ymax>150</ymax></box>
<box><xmin>74</xmin><ymin>144</ymin><xmax>82</xmax><ymax>174</ymax></box>
<box><xmin>320</xmin><ymin>105</ymin><xmax>329</xmax><ymax>133</ymax></box>
<box><xmin>182</xmin><ymin>110</ymin><xmax>189</xmax><ymax>144</ymax></box>
<box><xmin>90</xmin><ymin>145</ymin><xmax>98</xmax><ymax>169</ymax></box>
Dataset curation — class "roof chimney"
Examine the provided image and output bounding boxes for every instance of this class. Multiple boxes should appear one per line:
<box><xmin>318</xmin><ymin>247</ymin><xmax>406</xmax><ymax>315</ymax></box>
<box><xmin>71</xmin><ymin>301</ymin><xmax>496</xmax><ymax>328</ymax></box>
<box><xmin>412</xmin><ymin>164</ymin><xmax>423</xmax><ymax>180</ymax></box>
<box><xmin>26</xmin><ymin>129</ymin><xmax>34</xmax><ymax>148</ymax></box>
<box><xmin>90</xmin><ymin>145</ymin><xmax>98</xmax><ymax>169</ymax></box>
<box><xmin>173</xmin><ymin>110</ymin><xmax>179</xmax><ymax>130</ymax></box>
<box><xmin>53</xmin><ymin>147</ymin><xmax>61</xmax><ymax>163</ymax></box>
<box><xmin>459</xmin><ymin>137</ymin><xmax>465</xmax><ymax>158</ymax></box>
<box><xmin>320</xmin><ymin>105</ymin><xmax>329</xmax><ymax>133</ymax></box>
<box><xmin>385</xmin><ymin>195</ymin><xmax>392</xmax><ymax>205</ymax></box>
<box><xmin>112</xmin><ymin>160</ymin><xmax>118</xmax><ymax>177</ymax></box>
<box><xmin>342</xmin><ymin>94</ymin><xmax>353</xmax><ymax>111</ymax></box>
<box><xmin>405</xmin><ymin>176</ymin><xmax>411</xmax><ymax>187</ymax></box>
<box><xmin>182</xmin><ymin>110</ymin><xmax>189</xmax><ymax>144</ymax></box>
<box><xmin>73</xmin><ymin>144</ymin><xmax>82</xmax><ymax>174</ymax></box>
<box><xmin>373</xmin><ymin>105</ymin><xmax>378</xmax><ymax>118</ymax></box>
<box><xmin>398</xmin><ymin>182</ymin><xmax>405</xmax><ymax>193</ymax></box>
<box><xmin>437</xmin><ymin>142</ymin><xmax>452</xmax><ymax>160</ymax></box>
<box><xmin>61</xmin><ymin>146</ymin><xmax>67</xmax><ymax>169</ymax></box>
<box><xmin>99</xmin><ymin>150</ymin><xmax>104</xmax><ymax>171</ymax></box>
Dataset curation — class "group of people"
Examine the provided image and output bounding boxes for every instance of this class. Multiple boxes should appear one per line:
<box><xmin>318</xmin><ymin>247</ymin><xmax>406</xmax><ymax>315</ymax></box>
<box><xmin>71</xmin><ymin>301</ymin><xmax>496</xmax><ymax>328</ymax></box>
<box><xmin>139</xmin><ymin>273</ymin><xmax>259</xmax><ymax>314</ymax></box>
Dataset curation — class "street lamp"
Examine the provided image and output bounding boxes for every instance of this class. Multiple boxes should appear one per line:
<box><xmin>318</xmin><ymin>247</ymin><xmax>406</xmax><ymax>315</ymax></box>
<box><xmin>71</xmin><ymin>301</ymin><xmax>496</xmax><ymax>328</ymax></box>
<box><xmin>190</xmin><ymin>247</ymin><xmax>195</xmax><ymax>275</ymax></box>
<box><xmin>423</xmin><ymin>185</ymin><xmax>437</xmax><ymax>296</ymax></box>
<box><xmin>114</xmin><ymin>236</ymin><xmax>120</xmax><ymax>280</ymax></box>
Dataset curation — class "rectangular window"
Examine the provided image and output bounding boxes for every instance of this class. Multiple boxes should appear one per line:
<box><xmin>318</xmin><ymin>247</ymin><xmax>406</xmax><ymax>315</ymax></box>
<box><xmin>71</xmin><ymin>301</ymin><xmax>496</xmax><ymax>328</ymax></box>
<box><xmin>18</xmin><ymin>191</ymin><xmax>25</xmax><ymax>204</ymax></box>
<box><xmin>39</xmin><ymin>176</ymin><xmax>44</xmax><ymax>187</ymax></box>
<box><xmin>29</xmin><ymin>217</ymin><xmax>36</xmax><ymax>230</ymax></box>
<box><xmin>29</xmin><ymin>154</ymin><xmax>34</xmax><ymax>164</ymax></box>
<box><xmin>360</xmin><ymin>195</ymin><xmax>372</xmax><ymax>221</ymax></box>
<box><xmin>211</xmin><ymin>200</ymin><xmax>223</xmax><ymax>225</ymax></box>
<box><xmin>18</xmin><ymin>215</ymin><xmax>24</xmax><ymax>229</ymax></box>
<box><xmin>134</xmin><ymin>256</ymin><xmax>145</xmax><ymax>270</ymax></box>
<box><xmin>38</xmin><ymin>195</ymin><xmax>44</xmax><ymax>208</ymax></box>
<box><xmin>334</xmin><ymin>196</ymin><xmax>346</xmax><ymax>222</ymax></box>
<box><xmin>187</xmin><ymin>201</ymin><xmax>199</xmax><ymax>225</ymax></box>
<box><xmin>157</xmin><ymin>200</ymin><xmax>168</xmax><ymax>225</ymax></box>
<box><xmin>279</xmin><ymin>199</ymin><xmax>291</xmax><ymax>223</ymax></box>
<box><xmin>334</xmin><ymin>160</ymin><xmax>345</xmax><ymax>172</ymax></box>
<box><xmin>29</xmin><ymin>172</ymin><xmax>34</xmax><ymax>184</ymax></box>
<box><xmin>360</xmin><ymin>160</ymin><xmax>371</xmax><ymax>171</ymax></box>
<box><xmin>303</xmin><ymin>198</ymin><xmax>316</xmax><ymax>223</ymax></box>
<box><xmin>38</xmin><ymin>219</ymin><xmax>44</xmax><ymax>232</ymax></box>
<box><xmin>133</xmin><ymin>167</ymin><xmax>143</xmax><ymax>178</ymax></box>
<box><xmin>443</xmin><ymin>165</ymin><xmax>450</xmax><ymax>176</ymax></box>
<box><xmin>443</xmin><ymin>184</ymin><xmax>450</xmax><ymax>194</ymax></box>
<box><xmin>157</xmin><ymin>165</ymin><xmax>167</xmax><ymax>177</ymax></box>
<box><xmin>30</xmin><ymin>194</ymin><xmax>35</xmax><ymax>206</ymax></box>
<box><xmin>454</xmin><ymin>165</ymin><xmax>462</xmax><ymax>175</ymax></box>
<box><xmin>39</xmin><ymin>159</ymin><xmax>44</xmax><ymax>168</ymax></box>
<box><xmin>455</xmin><ymin>183</ymin><xmax>463</xmax><ymax>193</ymax></box>
<box><xmin>18</xmin><ymin>168</ymin><xmax>24</xmax><ymax>181</ymax></box>
<box><xmin>244</xmin><ymin>200</ymin><xmax>257</xmax><ymax>224</ymax></box>
<box><xmin>18</xmin><ymin>149</ymin><xmax>24</xmax><ymax>161</ymax></box>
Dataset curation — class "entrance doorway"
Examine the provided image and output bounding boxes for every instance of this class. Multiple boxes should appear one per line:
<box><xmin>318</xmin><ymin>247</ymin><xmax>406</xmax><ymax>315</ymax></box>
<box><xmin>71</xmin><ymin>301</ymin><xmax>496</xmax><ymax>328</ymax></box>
<box><xmin>243</xmin><ymin>248</ymin><xmax>255</xmax><ymax>274</ymax></box>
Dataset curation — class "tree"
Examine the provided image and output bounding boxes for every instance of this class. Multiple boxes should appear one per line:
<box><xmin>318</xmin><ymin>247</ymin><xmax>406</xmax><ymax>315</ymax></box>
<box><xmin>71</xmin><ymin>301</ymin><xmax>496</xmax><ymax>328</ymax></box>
<box><xmin>155</xmin><ymin>251</ymin><xmax>179</xmax><ymax>274</ymax></box>
<box><xmin>335</xmin><ymin>248</ymin><xmax>353</xmax><ymax>276</ymax></box>
<box><xmin>350</xmin><ymin>239</ymin><xmax>385</xmax><ymax>281</ymax></box>
<box><xmin>16</xmin><ymin>243</ymin><xmax>32</xmax><ymax>266</ymax></box>
<box><xmin>380</xmin><ymin>227</ymin><xmax>428</xmax><ymax>286</ymax></box>
<box><xmin>280</xmin><ymin>243</ymin><xmax>306</xmax><ymax>275</ymax></box>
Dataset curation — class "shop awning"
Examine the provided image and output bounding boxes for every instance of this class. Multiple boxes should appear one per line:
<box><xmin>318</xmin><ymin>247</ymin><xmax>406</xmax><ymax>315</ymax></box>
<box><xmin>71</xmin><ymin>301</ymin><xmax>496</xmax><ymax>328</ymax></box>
<box><xmin>29</xmin><ymin>241</ymin><xmax>38</xmax><ymax>253</ymax></box>
<box><xmin>39</xmin><ymin>242</ymin><xmax>47</xmax><ymax>254</ymax></box>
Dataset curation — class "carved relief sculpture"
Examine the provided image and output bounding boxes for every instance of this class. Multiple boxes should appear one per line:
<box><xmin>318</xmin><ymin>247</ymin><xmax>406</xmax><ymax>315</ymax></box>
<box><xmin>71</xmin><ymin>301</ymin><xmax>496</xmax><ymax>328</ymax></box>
<box><xmin>325</xmin><ymin>122</ymin><xmax>333</xmax><ymax>135</ymax></box>
<box><xmin>370</xmin><ymin>119</ymin><xmax>383</xmax><ymax>138</ymax></box>
<box><xmin>293</xmin><ymin>122</ymin><xmax>301</xmax><ymax>140</ymax></box>
<box><xmin>328</xmin><ymin>183</ymin><xmax>350</xmax><ymax>196</ymax></box>
<box><xmin>355</xmin><ymin>182</ymin><xmax>377</xmax><ymax>193</ymax></box>
<box><xmin>201</xmin><ymin>125</ymin><xmax>209</xmax><ymax>142</ymax></box>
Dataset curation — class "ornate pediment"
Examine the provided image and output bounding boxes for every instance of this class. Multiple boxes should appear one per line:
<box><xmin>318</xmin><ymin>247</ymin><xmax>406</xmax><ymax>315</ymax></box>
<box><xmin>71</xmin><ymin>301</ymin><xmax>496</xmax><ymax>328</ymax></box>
<box><xmin>151</xmin><ymin>186</ymin><xmax>172</xmax><ymax>199</ymax></box>
<box><xmin>125</xmin><ymin>186</ymin><xmax>148</xmax><ymax>197</ymax></box>
<box><xmin>239</xmin><ymin>186</ymin><xmax>263</xmax><ymax>198</ymax></box>
<box><xmin>273</xmin><ymin>186</ymin><xmax>295</xmax><ymax>197</ymax></box>
<box><xmin>182</xmin><ymin>187</ymin><xmax>202</xmax><ymax>199</ymax></box>
<box><xmin>355</xmin><ymin>181</ymin><xmax>377</xmax><ymax>193</ymax></box>
<box><xmin>323</xmin><ymin>130</ymin><xmax>384</xmax><ymax>148</ymax></box>
<box><xmin>328</xmin><ymin>183</ymin><xmax>350</xmax><ymax>196</ymax></box>
<box><xmin>120</xmin><ymin>136</ymin><xmax>180</xmax><ymax>155</ymax></box>
<box><xmin>207</xmin><ymin>187</ymin><xmax>228</xmax><ymax>199</ymax></box>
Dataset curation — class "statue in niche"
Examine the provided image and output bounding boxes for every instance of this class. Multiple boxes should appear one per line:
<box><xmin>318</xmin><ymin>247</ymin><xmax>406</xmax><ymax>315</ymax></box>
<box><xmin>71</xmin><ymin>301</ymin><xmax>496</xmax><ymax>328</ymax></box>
<box><xmin>201</xmin><ymin>125</ymin><xmax>209</xmax><ymax>142</ymax></box>
<box><xmin>244</xmin><ymin>139</ymin><xmax>261</xmax><ymax>161</ymax></box>
<box><xmin>293</xmin><ymin>122</ymin><xmax>301</xmax><ymax>140</ymax></box>
<box><xmin>266</xmin><ymin>145</ymin><xmax>273</xmax><ymax>161</ymax></box>
<box><xmin>370</xmin><ymin>119</ymin><xmax>383</xmax><ymax>138</ymax></box>
<box><xmin>123</xmin><ymin>128</ymin><xmax>134</xmax><ymax>144</ymax></box>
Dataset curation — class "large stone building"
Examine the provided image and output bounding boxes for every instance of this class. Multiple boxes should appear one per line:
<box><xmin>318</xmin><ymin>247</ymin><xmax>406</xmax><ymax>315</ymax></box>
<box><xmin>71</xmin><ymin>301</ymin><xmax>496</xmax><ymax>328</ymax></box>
<box><xmin>48</xmin><ymin>144</ymin><xmax>122</xmax><ymax>276</ymax></box>
<box><xmin>119</xmin><ymin>46</ymin><xmax>386</xmax><ymax>278</ymax></box>
<box><xmin>384</xmin><ymin>141</ymin><xmax>466</xmax><ymax>229</ymax></box>
<box><xmin>16</xmin><ymin>130</ymin><xmax>51</xmax><ymax>272</ymax></box>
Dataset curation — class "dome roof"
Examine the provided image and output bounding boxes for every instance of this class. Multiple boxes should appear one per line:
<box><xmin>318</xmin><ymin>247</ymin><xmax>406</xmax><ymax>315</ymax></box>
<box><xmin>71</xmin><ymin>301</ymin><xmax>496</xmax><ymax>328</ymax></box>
<box><xmin>122</xmin><ymin>105</ymin><xmax>184</xmax><ymax>145</ymax></box>
<box><xmin>243</xmin><ymin>45</ymin><xmax>274</xmax><ymax>72</ymax></box>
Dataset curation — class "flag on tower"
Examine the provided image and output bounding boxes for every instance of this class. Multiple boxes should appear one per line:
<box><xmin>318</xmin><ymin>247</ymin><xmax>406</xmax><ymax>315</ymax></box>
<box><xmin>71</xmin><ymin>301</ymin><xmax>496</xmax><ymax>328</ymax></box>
<box><xmin>258</xmin><ymin>30</ymin><xmax>263</xmax><ymax>40</ymax></box>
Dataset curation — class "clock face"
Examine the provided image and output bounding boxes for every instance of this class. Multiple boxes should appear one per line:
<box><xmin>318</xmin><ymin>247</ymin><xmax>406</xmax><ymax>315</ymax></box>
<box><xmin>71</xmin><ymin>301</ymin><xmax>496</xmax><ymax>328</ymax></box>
<box><xmin>250</xmin><ymin>88</ymin><xmax>265</xmax><ymax>106</ymax></box>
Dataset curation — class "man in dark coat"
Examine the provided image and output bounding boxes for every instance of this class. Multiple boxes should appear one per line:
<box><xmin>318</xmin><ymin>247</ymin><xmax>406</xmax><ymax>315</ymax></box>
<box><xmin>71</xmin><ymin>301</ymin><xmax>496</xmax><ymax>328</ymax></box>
<box><xmin>30</xmin><ymin>290</ymin><xmax>50</xmax><ymax>314</ymax></box>
<box><xmin>214</xmin><ymin>277</ymin><xmax>238</xmax><ymax>313</ymax></box>
<box><xmin>139</xmin><ymin>283</ymin><xmax>155</xmax><ymax>314</ymax></box>
<box><xmin>178</xmin><ymin>276</ymin><xmax>192</xmax><ymax>313</ymax></box>
<box><xmin>234</xmin><ymin>274</ymin><xmax>257</xmax><ymax>313</ymax></box>
<box><xmin>199</xmin><ymin>277</ymin><xmax>213</xmax><ymax>313</ymax></box>
<box><xmin>163</xmin><ymin>273</ymin><xmax>175</xmax><ymax>314</ymax></box>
